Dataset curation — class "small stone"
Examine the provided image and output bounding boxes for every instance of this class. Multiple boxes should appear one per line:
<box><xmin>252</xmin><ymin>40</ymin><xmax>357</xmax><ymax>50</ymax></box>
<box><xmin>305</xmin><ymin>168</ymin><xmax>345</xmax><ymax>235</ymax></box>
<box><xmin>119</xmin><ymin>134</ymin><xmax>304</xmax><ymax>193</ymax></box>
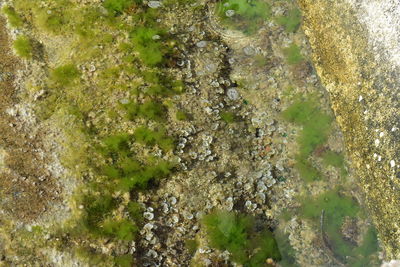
<box><xmin>170</xmin><ymin>196</ymin><xmax>177</xmax><ymax>205</ymax></box>
<box><xmin>374</xmin><ymin>139</ymin><xmax>380</xmax><ymax>147</ymax></box>
<box><xmin>144</xmin><ymin>212</ymin><xmax>154</xmax><ymax>220</ymax></box>
<box><xmin>172</xmin><ymin>214</ymin><xmax>179</xmax><ymax>224</ymax></box>
<box><xmin>390</xmin><ymin>160</ymin><xmax>396</xmax><ymax>168</ymax></box>
<box><xmin>226</xmin><ymin>87</ymin><xmax>239</xmax><ymax>100</ymax></box>
<box><xmin>196</xmin><ymin>41</ymin><xmax>208</xmax><ymax>48</ymax></box>
<box><xmin>243</xmin><ymin>46</ymin><xmax>255</xmax><ymax>56</ymax></box>
<box><xmin>379</xmin><ymin>132</ymin><xmax>385</xmax><ymax>138</ymax></box>
<box><xmin>225</xmin><ymin>9</ymin><xmax>235</xmax><ymax>17</ymax></box>
<box><xmin>148</xmin><ymin>1</ymin><xmax>162</xmax><ymax>8</ymax></box>
<box><xmin>152</xmin><ymin>34</ymin><xmax>161</xmax><ymax>40</ymax></box>
<box><xmin>119</xmin><ymin>98</ymin><xmax>130</xmax><ymax>105</ymax></box>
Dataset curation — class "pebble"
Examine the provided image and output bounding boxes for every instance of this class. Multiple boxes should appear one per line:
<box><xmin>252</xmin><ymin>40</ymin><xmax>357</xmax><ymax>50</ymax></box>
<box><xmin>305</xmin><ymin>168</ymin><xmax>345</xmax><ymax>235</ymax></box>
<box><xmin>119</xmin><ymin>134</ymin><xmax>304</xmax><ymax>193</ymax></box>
<box><xmin>225</xmin><ymin>10</ymin><xmax>235</xmax><ymax>17</ymax></box>
<box><xmin>226</xmin><ymin>87</ymin><xmax>239</xmax><ymax>100</ymax></box>
<box><xmin>196</xmin><ymin>41</ymin><xmax>208</xmax><ymax>48</ymax></box>
<box><xmin>390</xmin><ymin>160</ymin><xmax>396</xmax><ymax>168</ymax></box>
<box><xmin>148</xmin><ymin>1</ymin><xmax>162</xmax><ymax>8</ymax></box>
<box><xmin>243</xmin><ymin>46</ymin><xmax>255</xmax><ymax>56</ymax></box>
<box><xmin>144</xmin><ymin>212</ymin><xmax>154</xmax><ymax>220</ymax></box>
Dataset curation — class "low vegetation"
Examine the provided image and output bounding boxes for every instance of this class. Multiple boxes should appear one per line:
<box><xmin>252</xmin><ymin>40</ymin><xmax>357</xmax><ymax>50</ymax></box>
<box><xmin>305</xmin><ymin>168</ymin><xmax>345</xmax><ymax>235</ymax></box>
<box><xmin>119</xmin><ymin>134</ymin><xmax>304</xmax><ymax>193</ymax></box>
<box><xmin>282</xmin><ymin>94</ymin><xmax>332</xmax><ymax>181</ymax></box>
<box><xmin>202</xmin><ymin>210</ymin><xmax>281</xmax><ymax>265</ymax></box>
<box><xmin>215</xmin><ymin>0</ymin><xmax>271</xmax><ymax>35</ymax></box>
<box><xmin>299</xmin><ymin>189</ymin><xmax>379</xmax><ymax>265</ymax></box>
<box><xmin>13</xmin><ymin>35</ymin><xmax>32</xmax><ymax>59</ymax></box>
<box><xmin>276</xmin><ymin>7</ymin><xmax>301</xmax><ymax>33</ymax></box>
<box><xmin>283</xmin><ymin>43</ymin><xmax>303</xmax><ymax>65</ymax></box>
<box><xmin>2</xmin><ymin>5</ymin><xmax>23</xmax><ymax>28</ymax></box>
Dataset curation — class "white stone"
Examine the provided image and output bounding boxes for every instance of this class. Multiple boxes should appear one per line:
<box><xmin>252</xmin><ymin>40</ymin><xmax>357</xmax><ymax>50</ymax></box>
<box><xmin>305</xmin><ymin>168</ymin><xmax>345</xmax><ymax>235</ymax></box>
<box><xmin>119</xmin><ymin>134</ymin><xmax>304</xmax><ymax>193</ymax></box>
<box><xmin>390</xmin><ymin>160</ymin><xmax>396</xmax><ymax>168</ymax></box>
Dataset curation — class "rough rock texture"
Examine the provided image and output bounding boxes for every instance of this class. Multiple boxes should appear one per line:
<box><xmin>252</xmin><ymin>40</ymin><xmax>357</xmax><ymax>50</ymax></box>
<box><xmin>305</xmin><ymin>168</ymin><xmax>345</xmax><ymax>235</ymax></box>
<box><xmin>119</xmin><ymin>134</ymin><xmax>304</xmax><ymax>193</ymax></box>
<box><xmin>298</xmin><ymin>0</ymin><xmax>400</xmax><ymax>259</ymax></box>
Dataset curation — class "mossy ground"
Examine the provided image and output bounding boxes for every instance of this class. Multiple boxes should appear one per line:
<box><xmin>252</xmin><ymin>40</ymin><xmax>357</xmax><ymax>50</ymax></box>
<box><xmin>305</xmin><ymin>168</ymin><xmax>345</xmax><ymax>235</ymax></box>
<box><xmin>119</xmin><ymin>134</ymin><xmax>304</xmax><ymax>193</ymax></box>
<box><xmin>202</xmin><ymin>210</ymin><xmax>281</xmax><ymax>266</ymax></box>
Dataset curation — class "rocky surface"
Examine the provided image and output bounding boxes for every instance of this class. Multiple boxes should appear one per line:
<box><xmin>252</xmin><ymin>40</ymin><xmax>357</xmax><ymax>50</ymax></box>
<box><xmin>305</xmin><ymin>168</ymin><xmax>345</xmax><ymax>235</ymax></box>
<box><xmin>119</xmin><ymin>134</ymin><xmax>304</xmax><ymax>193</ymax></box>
<box><xmin>0</xmin><ymin>0</ymin><xmax>384</xmax><ymax>266</ymax></box>
<box><xmin>298</xmin><ymin>0</ymin><xmax>400</xmax><ymax>259</ymax></box>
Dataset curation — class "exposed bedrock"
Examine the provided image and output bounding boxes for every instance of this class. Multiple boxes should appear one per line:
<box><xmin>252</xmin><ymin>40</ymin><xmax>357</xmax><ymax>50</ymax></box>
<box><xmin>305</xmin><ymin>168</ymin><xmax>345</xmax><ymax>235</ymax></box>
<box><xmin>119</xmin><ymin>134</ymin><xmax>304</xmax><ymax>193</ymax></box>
<box><xmin>297</xmin><ymin>0</ymin><xmax>400</xmax><ymax>259</ymax></box>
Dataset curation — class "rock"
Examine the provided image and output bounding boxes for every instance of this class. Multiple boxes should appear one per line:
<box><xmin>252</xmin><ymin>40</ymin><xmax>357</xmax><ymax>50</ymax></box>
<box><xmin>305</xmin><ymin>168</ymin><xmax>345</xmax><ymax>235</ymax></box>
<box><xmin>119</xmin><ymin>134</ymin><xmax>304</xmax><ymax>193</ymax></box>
<box><xmin>225</xmin><ymin>10</ymin><xmax>235</xmax><ymax>17</ymax></box>
<box><xmin>148</xmin><ymin>1</ymin><xmax>162</xmax><ymax>8</ymax></box>
<box><xmin>226</xmin><ymin>88</ymin><xmax>239</xmax><ymax>100</ymax></box>
<box><xmin>196</xmin><ymin>41</ymin><xmax>208</xmax><ymax>48</ymax></box>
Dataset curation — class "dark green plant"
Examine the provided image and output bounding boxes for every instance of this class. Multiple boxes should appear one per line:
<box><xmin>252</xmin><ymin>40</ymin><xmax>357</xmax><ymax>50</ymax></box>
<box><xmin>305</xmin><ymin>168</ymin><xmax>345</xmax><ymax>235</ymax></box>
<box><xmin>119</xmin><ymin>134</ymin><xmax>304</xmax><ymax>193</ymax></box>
<box><xmin>103</xmin><ymin>0</ymin><xmax>135</xmax><ymax>15</ymax></box>
<box><xmin>130</xmin><ymin>26</ymin><xmax>166</xmax><ymax>66</ymax></box>
<box><xmin>138</xmin><ymin>101</ymin><xmax>167</xmax><ymax>121</ymax></box>
<box><xmin>300</xmin><ymin>189</ymin><xmax>361</xmax><ymax>261</ymax></box>
<box><xmin>81</xmin><ymin>193</ymin><xmax>119</xmax><ymax>235</ymax></box>
<box><xmin>35</xmin><ymin>9</ymin><xmax>65</xmax><ymax>34</ymax></box>
<box><xmin>202</xmin><ymin>210</ymin><xmax>281</xmax><ymax>265</ymax></box>
<box><xmin>220</xmin><ymin>111</ymin><xmax>236</xmax><ymax>123</ymax></box>
<box><xmin>276</xmin><ymin>8</ymin><xmax>301</xmax><ymax>33</ymax></box>
<box><xmin>216</xmin><ymin>0</ymin><xmax>271</xmax><ymax>35</ymax></box>
<box><xmin>102</xmin><ymin>218</ymin><xmax>138</xmax><ymax>241</ymax></box>
<box><xmin>2</xmin><ymin>6</ymin><xmax>23</xmax><ymax>28</ymax></box>
<box><xmin>283</xmin><ymin>43</ymin><xmax>303</xmax><ymax>65</ymax></box>
<box><xmin>118</xmin><ymin>159</ymin><xmax>174</xmax><ymax>191</ymax></box>
<box><xmin>322</xmin><ymin>150</ymin><xmax>347</xmax><ymax>176</ymax></box>
<box><xmin>282</xmin><ymin>95</ymin><xmax>332</xmax><ymax>182</ymax></box>
<box><xmin>134</xmin><ymin>126</ymin><xmax>174</xmax><ymax>151</ymax></box>
<box><xmin>114</xmin><ymin>255</ymin><xmax>134</xmax><ymax>267</ymax></box>
<box><xmin>13</xmin><ymin>35</ymin><xmax>33</xmax><ymax>59</ymax></box>
<box><xmin>51</xmin><ymin>64</ymin><xmax>80</xmax><ymax>86</ymax></box>
<box><xmin>185</xmin><ymin>239</ymin><xmax>199</xmax><ymax>255</ymax></box>
<box><xmin>176</xmin><ymin>110</ymin><xmax>189</xmax><ymax>121</ymax></box>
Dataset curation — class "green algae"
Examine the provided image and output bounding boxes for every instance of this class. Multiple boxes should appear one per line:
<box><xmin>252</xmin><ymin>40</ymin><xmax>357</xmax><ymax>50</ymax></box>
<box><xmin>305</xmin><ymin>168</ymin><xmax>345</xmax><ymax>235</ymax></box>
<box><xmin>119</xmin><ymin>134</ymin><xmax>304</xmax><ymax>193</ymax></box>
<box><xmin>283</xmin><ymin>43</ymin><xmax>303</xmax><ymax>65</ymax></box>
<box><xmin>282</xmin><ymin>94</ymin><xmax>332</xmax><ymax>181</ymax></box>
<box><xmin>299</xmin><ymin>189</ymin><xmax>379</xmax><ymax>265</ymax></box>
<box><xmin>2</xmin><ymin>6</ymin><xmax>23</xmax><ymax>28</ymax></box>
<box><xmin>202</xmin><ymin>210</ymin><xmax>281</xmax><ymax>265</ymax></box>
<box><xmin>134</xmin><ymin>126</ymin><xmax>174</xmax><ymax>151</ymax></box>
<box><xmin>51</xmin><ymin>64</ymin><xmax>80</xmax><ymax>86</ymax></box>
<box><xmin>13</xmin><ymin>35</ymin><xmax>32</xmax><ymax>59</ymax></box>
<box><xmin>220</xmin><ymin>111</ymin><xmax>236</xmax><ymax>123</ymax></box>
<box><xmin>215</xmin><ymin>0</ymin><xmax>271</xmax><ymax>35</ymax></box>
<box><xmin>276</xmin><ymin>7</ymin><xmax>301</xmax><ymax>33</ymax></box>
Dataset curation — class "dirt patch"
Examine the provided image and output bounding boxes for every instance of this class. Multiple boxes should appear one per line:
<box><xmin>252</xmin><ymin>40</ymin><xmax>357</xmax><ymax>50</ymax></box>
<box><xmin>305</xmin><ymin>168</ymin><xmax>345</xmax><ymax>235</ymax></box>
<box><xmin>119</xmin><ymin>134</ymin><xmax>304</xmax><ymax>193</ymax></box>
<box><xmin>0</xmin><ymin>16</ymin><xmax>59</xmax><ymax>222</ymax></box>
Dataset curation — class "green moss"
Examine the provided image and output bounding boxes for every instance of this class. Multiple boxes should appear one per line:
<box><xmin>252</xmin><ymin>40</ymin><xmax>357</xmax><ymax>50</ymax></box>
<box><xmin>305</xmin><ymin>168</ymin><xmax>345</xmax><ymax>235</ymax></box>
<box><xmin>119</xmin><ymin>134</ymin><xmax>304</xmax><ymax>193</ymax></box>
<box><xmin>114</xmin><ymin>255</ymin><xmax>134</xmax><ymax>267</ymax></box>
<box><xmin>2</xmin><ymin>6</ymin><xmax>23</xmax><ymax>28</ymax></box>
<box><xmin>283</xmin><ymin>43</ymin><xmax>303</xmax><ymax>65</ymax></box>
<box><xmin>185</xmin><ymin>239</ymin><xmax>199</xmax><ymax>255</ymax></box>
<box><xmin>216</xmin><ymin>0</ymin><xmax>271</xmax><ymax>35</ymax></box>
<box><xmin>275</xmin><ymin>8</ymin><xmax>301</xmax><ymax>33</ymax></box>
<box><xmin>138</xmin><ymin>101</ymin><xmax>167</xmax><ymax>121</ymax></box>
<box><xmin>202</xmin><ymin>210</ymin><xmax>281</xmax><ymax>265</ymax></box>
<box><xmin>103</xmin><ymin>0</ymin><xmax>135</xmax><ymax>15</ymax></box>
<box><xmin>134</xmin><ymin>126</ymin><xmax>174</xmax><ymax>151</ymax></box>
<box><xmin>294</xmin><ymin>156</ymin><xmax>321</xmax><ymax>182</ymax></box>
<box><xmin>127</xmin><ymin>202</ymin><xmax>143</xmax><ymax>222</ymax></box>
<box><xmin>322</xmin><ymin>150</ymin><xmax>348</xmax><ymax>176</ymax></box>
<box><xmin>35</xmin><ymin>9</ymin><xmax>66</xmax><ymax>34</ymax></box>
<box><xmin>51</xmin><ymin>64</ymin><xmax>80</xmax><ymax>86</ymax></box>
<box><xmin>282</xmin><ymin>95</ymin><xmax>332</xmax><ymax>182</ymax></box>
<box><xmin>118</xmin><ymin>159</ymin><xmax>174</xmax><ymax>191</ymax></box>
<box><xmin>176</xmin><ymin>110</ymin><xmax>189</xmax><ymax>121</ymax></box>
<box><xmin>274</xmin><ymin>230</ymin><xmax>299</xmax><ymax>267</ymax></box>
<box><xmin>102</xmin><ymin>219</ymin><xmax>138</xmax><ymax>241</ymax></box>
<box><xmin>81</xmin><ymin>194</ymin><xmax>119</xmax><ymax>234</ymax></box>
<box><xmin>130</xmin><ymin>27</ymin><xmax>166</xmax><ymax>66</ymax></box>
<box><xmin>220</xmin><ymin>111</ymin><xmax>236</xmax><ymax>123</ymax></box>
<box><xmin>102</xmin><ymin>134</ymin><xmax>132</xmax><ymax>154</ymax></box>
<box><xmin>300</xmin><ymin>189</ymin><xmax>362</xmax><ymax>261</ymax></box>
<box><xmin>13</xmin><ymin>35</ymin><xmax>33</xmax><ymax>59</ymax></box>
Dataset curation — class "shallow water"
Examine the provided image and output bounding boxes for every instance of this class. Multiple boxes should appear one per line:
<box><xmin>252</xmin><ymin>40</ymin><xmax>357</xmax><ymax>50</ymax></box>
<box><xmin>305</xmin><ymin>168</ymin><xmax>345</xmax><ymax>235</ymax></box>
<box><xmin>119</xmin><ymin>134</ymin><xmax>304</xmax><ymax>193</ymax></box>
<box><xmin>0</xmin><ymin>0</ymin><xmax>381</xmax><ymax>266</ymax></box>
